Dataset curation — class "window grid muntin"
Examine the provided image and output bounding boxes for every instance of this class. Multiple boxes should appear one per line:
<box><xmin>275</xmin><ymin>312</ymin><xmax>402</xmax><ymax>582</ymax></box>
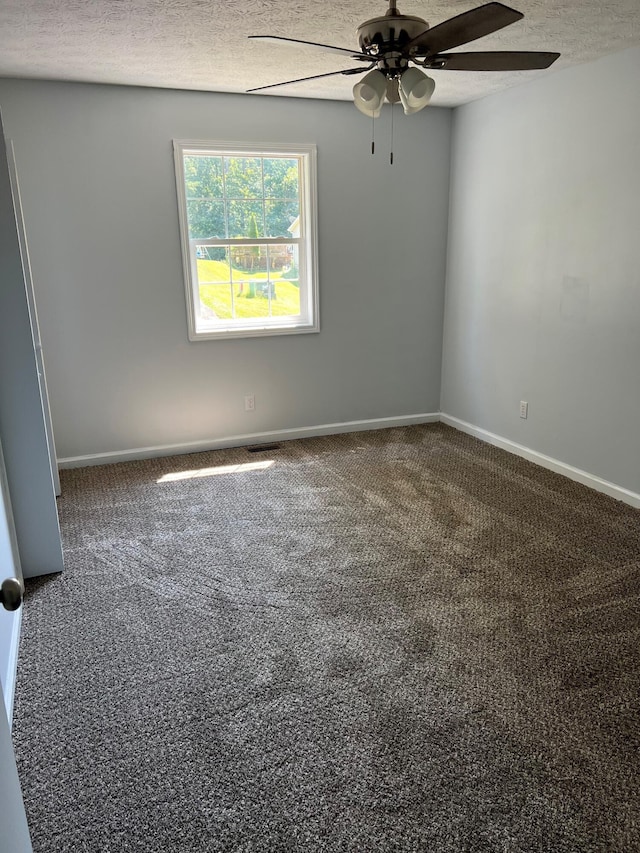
<box><xmin>191</xmin><ymin>238</ymin><xmax>301</xmax><ymax>322</ymax></box>
<box><xmin>184</xmin><ymin>153</ymin><xmax>300</xmax><ymax>240</ymax></box>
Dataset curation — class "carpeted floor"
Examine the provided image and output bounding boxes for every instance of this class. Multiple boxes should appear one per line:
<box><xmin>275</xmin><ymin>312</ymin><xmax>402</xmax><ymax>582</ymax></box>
<box><xmin>12</xmin><ymin>423</ymin><xmax>640</xmax><ymax>852</ymax></box>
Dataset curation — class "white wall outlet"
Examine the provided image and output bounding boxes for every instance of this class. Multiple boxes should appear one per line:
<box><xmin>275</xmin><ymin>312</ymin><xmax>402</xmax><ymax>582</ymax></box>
<box><xmin>244</xmin><ymin>394</ymin><xmax>255</xmax><ymax>412</ymax></box>
<box><xmin>519</xmin><ymin>400</ymin><xmax>528</xmax><ymax>419</ymax></box>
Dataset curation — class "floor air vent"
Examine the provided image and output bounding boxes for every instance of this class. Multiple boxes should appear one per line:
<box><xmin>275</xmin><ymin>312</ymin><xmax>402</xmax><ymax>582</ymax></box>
<box><xmin>246</xmin><ymin>443</ymin><xmax>281</xmax><ymax>453</ymax></box>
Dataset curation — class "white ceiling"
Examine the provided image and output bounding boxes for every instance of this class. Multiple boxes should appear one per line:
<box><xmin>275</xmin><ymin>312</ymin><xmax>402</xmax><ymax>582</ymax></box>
<box><xmin>0</xmin><ymin>1</ymin><xmax>638</xmax><ymax>107</ymax></box>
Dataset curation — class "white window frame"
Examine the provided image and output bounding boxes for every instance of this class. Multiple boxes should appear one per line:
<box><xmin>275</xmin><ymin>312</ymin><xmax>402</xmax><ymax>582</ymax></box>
<box><xmin>173</xmin><ymin>140</ymin><xmax>319</xmax><ymax>341</ymax></box>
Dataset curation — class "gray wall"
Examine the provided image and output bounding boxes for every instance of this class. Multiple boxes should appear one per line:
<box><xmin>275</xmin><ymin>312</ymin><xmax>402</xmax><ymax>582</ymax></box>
<box><xmin>0</xmin><ymin>80</ymin><xmax>452</xmax><ymax>460</ymax></box>
<box><xmin>441</xmin><ymin>47</ymin><xmax>640</xmax><ymax>495</ymax></box>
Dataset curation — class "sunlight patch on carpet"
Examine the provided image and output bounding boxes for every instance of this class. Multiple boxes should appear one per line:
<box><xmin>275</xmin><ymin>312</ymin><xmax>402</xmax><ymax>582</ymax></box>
<box><xmin>157</xmin><ymin>459</ymin><xmax>275</xmax><ymax>482</ymax></box>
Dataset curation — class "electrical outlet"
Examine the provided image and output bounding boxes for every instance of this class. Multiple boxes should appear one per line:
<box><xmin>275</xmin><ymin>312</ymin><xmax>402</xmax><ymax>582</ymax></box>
<box><xmin>244</xmin><ymin>394</ymin><xmax>255</xmax><ymax>412</ymax></box>
<box><xmin>519</xmin><ymin>401</ymin><xmax>528</xmax><ymax>419</ymax></box>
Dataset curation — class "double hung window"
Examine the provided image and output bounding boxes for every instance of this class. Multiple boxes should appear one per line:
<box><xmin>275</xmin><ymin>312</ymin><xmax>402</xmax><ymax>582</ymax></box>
<box><xmin>174</xmin><ymin>141</ymin><xmax>319</xmax><ymax>340</ymax></box>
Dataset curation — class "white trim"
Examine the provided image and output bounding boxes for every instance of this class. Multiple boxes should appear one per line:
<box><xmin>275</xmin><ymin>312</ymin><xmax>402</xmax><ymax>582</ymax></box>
<box><xmin>194</xmin><ymin>237</ymin><xmax>304</xmax><ymax>246</ymax></box>
<box><xmin>440</xmin><ymin>413</ymin><xmax>640</xmax><ymax>509</ymax></box>
<box><xmin>186</xmin><ymin>323</ymin><xmax>318</xmax><ymax>341</ymax></box>
<box><xmin>173</xmin><ymin>140</ymin><xmax>319</xmax><ymax>157</ymax></box>
<box><xmin>2</xmin><ymin>607</ymin><xmax>22</xmax><ymax>731</ymax></box>
<box><xmin>6</xmin><ymin>141</ymin><xmax>61</xmax><ymax>496</ymax></box>
<box><xmin>57</xmin><ymin>412</ymin><xmax>640</xmax><ymax>507</ymax></box>
<box><xmin>57</xmin><ymin>413</ymin><xmax>440</xmax><ymax>468</ymax></box>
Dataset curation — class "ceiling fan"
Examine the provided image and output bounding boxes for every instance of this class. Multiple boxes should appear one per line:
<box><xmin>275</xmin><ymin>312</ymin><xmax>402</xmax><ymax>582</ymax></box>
<box><xmin>248</xmin><ymin>1</ymin><xmax>560</xmax><ymax>116</ymax></box>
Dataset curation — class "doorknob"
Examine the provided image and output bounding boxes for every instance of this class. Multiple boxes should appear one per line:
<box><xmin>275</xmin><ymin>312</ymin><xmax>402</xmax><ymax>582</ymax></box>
<box><xmin>0</xmin><ymin>578</ymin><xmax>23</xmax><ymax>611</ymax></box>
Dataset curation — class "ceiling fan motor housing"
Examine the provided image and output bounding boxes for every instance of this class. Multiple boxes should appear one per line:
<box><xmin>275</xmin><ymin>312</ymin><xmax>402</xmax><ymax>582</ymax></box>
<box><xmin>357</xmin><ymin>13</ymin><xmax>428</xmax><ymax>55</ymax></box>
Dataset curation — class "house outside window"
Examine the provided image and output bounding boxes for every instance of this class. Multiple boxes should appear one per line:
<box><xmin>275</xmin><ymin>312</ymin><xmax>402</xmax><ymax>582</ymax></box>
<box><xmin>173</xmin><ymin>141</ymin><xmax>319</xmax><ymax>340</ymax></box>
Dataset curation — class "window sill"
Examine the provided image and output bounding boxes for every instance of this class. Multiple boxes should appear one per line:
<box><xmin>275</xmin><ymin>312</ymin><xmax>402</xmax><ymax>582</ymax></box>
<box><xmin>188</xmin><ymin>322</ymin><xmax>320</xmax><ymax>342</ymax></box>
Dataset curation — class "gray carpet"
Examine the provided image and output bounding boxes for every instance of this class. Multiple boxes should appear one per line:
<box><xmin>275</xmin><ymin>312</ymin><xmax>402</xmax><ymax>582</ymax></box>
<box><xmin>12</xmin><ymin>424</ymin><xmax>640</xmax><ymax>852</ymax></box>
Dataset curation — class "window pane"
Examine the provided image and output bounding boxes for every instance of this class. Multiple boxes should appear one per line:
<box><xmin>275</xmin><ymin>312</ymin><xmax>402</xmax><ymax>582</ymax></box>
<box><xmin>199</xmin><ymin>283</ymin><xmax>234</xmax><ymax>320</ymax></box>
<box><xmin>270</xmin><ymin>281</ymin><xmax>301</xmax><ymax>317</ymax></box>
<box><xmin>227</xmin><ymin>200</ymin><xmax>263</xmax><ymax>239</ymax></box>
<box><xmin>194</xmin><ymin>245</ymin><xmax>228</xmax><ymax>263</ymax></box>
<box><xmin>263</xmin><ymin>158</ymin><xmax>299</xmax><ymax>200</ymax></box>
<box><xmin>225</xmin><ymin>243</ymin><xmax>300</xmax><ymax>318</ymax></box>
<box><xmin>230</xmin><ymin>247</ymin><xmax>270</xmax><ymax>313</ymax></box>
<box><xmin>223</xmin><ymin>157</ymin><xmax>262</xmax><ymax>200</ymax></box>
<box><xmin>186</xmin><ymin>200</ymin><xmax>226</xmax><ymax>239</ymax></box>
<box><xmin>195</xmin><ymin>249</ymin><xmax>232</xmax><ymax>285</ymax></box>
<box><xmin>230</xmin><ymin>253</ymin><xmax>270</xmax><ymax>318</ymax></box>
<box><xmin>184</xmin><ymin>155</ymin><xmax>224</xmax><ymax>199</ymax></box>
<box><xmin>264</xmin><ymin>200</ymin><xmax>300</xmax><ymax>238</ymax></box>
<box><xmin>228</xmin><ymin>245</ymin><xmax>293</xmax><ymax>278</ymax></box>
<box><xmin>230</xmin><ymin>244</ymin><xmax>267</xmax><ymax>278</ymax></box>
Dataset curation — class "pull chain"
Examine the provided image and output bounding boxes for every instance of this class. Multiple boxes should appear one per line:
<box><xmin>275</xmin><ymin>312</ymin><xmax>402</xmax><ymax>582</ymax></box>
<box><xmin>390</xmin><ymin>100</ymin><xmax>394</xmax><ymax>165</ymax></box>
<box><xmin>371</xmin><ymin>114</ymin><xmax>375</xmax><ymax>155</ymax></box>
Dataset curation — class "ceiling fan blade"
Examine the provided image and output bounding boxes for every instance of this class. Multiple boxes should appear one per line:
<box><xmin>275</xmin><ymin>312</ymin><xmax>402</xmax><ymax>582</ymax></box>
<box><xmin>408</xmin><ymin>2</ymin><xmax>523</xmax><ymax>56</ymax></box>
<box><xmin>248</xmin><ymin>35</ymin><xmax>372</xmax><ymax>61</ymax></box>
<box><xmin>246</xmin><ymin>67</ymin><xmax>369</xmax><ymax>93</ymax></box>
<box><xmin>430</xmin><ymin>50</ymin><xmax>561</xmax><ymax>71</ymax></box>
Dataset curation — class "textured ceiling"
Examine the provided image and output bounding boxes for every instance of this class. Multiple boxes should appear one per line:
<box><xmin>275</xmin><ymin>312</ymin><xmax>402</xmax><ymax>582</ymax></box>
<box><xmin>0</xmin><ymin>1</ymin><xmax>638</xmax><ymax>107</ymax></box>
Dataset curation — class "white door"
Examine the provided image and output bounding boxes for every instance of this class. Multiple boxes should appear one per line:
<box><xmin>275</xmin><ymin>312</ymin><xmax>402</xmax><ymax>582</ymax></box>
<box><xmin>0</xmin><ymin>439</ymin><xmax>32</xmax><ymax>853</ymax></box>
<box><xmin>0</xmin><ymin>697</ymin><xmax>31</xmax><ymax>853</ymax></box>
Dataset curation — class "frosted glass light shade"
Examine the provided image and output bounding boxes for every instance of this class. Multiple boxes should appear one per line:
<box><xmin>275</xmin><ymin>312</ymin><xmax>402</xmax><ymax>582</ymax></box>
<box><xmin>353</xmin><ymin>70</ymin><xmax>387</xmax><ymax>118</ymax></box>
<box><xmin>399</xmin><ymin>68</ymin><xmax>435</xmax><ymax>115</ymax></box>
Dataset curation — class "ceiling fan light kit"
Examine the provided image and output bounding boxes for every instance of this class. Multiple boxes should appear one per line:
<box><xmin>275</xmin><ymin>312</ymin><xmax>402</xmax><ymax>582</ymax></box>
<box><xmin>248</xmin><ymin>1</ymin><xmax>559</xmax><ymax>110</ymax></box>
<box><xmin>398</xmin><ymin>67</ymin><xmax>436</xmax><ymax>114</ymax></box>
<box><xmin>353</xmin><ymin>69</ymin><xmax>387</xmax><ymax>117</ymax></box>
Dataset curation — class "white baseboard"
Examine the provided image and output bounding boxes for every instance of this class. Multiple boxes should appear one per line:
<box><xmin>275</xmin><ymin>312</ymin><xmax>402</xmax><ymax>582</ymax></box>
<box><xmin>57</xmin><ymin>413</ymin><xmax>440</xmax><ymax>469</ymax></box>
<box><xmin>1</xmin><ymin>607</ymin><xmax>22</xmax><ymax>731</ymax></box>
<box><xmin>440</xmin><ymin>413</ymin><xmax>640</xmax><ymax>509</ymax></box>
<box><xmin>57</xmin><ymin>411</ymin><xmax>639</xmax><ymax>509</ymax></box>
